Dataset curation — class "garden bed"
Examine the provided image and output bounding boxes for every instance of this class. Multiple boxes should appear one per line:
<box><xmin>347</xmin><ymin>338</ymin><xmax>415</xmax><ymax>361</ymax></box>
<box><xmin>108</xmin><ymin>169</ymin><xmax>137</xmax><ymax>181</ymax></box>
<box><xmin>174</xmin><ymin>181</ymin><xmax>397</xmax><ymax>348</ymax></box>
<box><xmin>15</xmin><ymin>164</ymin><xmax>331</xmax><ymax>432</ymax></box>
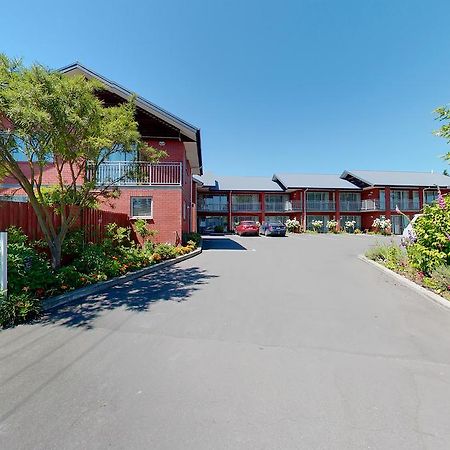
<box><xmin>364</xmin><ymin>243</ymin><xmax>450</xmax><ymax>304</ymax></box>
<box><xmin>0</xmin><ymin>225</ymin><xmax>202</xmax><ymax>328</ymax></box>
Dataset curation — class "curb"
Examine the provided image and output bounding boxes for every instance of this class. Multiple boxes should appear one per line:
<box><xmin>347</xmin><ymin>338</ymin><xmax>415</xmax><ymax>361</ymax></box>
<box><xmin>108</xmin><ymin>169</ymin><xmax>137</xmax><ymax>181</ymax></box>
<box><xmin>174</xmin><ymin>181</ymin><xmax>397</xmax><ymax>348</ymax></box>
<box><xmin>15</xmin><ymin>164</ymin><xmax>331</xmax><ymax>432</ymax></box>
<box><xmin>358</xmin><ymin>254</ymin><xmax>450</xmax><ymax>311</ymax></box>
<box><xmin>42</xmin><ymin>247</ymin><xmax>202</xmax><ymax>312</ymax></box>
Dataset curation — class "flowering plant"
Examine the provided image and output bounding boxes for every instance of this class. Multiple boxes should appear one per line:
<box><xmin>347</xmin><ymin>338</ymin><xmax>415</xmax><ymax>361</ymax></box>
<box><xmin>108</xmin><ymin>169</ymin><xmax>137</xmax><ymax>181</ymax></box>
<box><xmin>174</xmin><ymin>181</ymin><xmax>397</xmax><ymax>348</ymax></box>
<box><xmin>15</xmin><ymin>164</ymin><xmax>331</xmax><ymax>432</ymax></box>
<box><xmin>311</xmin><ymin>220</ymin><xmax>323</xmax><ymax>232</ymax></box>
<box><xmin>372</xmin><ymin>216</ymin><xmax>391</xmax><ymax>234</ymax></box>
<box><xmin>326</xmin><ymin>219</ymin><xmax>338</xmax><ymax>233</ymax></box>
<box><xmin>344</xmin><ymin>220</ymin><xmax>356</xmax><ymax>232</ymax></box>
<box><xmin>285</xmin><ymin>217</ymin><xmax>301</xmax><ymax>232</ymax></box>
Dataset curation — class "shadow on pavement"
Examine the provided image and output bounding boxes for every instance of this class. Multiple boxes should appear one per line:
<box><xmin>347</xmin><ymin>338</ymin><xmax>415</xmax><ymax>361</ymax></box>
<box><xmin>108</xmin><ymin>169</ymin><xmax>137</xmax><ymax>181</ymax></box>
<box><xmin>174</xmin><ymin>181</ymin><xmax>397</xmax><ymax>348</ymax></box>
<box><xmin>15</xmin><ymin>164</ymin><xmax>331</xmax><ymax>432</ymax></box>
<box><xmin>202</xmin><ymin>237</ymin><xmax>247</xmax><ymax>251</ymax></box>
<box><xmin>40</xmin><ymin>265</ymin><xmax>217</xmax><ymax>329</ymax></box>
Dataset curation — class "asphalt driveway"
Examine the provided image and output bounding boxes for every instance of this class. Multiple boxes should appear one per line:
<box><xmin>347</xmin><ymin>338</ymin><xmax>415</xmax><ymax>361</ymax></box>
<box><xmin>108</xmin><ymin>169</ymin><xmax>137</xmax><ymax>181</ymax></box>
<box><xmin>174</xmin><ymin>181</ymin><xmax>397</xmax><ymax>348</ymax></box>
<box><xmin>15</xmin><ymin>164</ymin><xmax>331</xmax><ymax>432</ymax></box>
<box><xmin>1</xmin><ymin>234</ymin><xmax>450</xmax><ymax>449</ymax></box>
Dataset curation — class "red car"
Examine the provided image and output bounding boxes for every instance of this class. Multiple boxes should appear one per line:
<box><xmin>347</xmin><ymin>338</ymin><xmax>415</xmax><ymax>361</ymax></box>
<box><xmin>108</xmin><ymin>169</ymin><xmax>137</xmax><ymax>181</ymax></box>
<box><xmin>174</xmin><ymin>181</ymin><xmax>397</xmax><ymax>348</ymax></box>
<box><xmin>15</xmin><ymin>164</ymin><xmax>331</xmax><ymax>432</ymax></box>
<box><xmin>235</xmin><ymin>220</ymin><xmax>259</xmax><ymax>236</ymax></box>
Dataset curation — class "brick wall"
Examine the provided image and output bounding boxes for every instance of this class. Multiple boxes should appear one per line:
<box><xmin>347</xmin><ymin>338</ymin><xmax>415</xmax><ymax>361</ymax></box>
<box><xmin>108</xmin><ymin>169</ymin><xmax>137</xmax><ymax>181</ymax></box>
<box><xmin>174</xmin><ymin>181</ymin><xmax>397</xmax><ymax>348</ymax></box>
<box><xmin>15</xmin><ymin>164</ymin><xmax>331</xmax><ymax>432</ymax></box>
<box><xmin>97</xmin><ymin>187</ymin><xmax>183</xmax><ymax>245</ymax></box>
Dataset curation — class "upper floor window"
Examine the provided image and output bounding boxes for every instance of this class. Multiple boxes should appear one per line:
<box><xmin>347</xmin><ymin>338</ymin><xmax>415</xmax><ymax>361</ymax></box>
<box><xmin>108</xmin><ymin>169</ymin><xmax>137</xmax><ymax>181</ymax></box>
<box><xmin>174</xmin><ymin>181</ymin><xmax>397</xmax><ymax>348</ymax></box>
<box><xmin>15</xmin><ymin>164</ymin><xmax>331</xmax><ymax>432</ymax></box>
<box><xmin>103</xmin><ymin>145</ymin><xmax>138</xmax><ymax>162</ymax></box>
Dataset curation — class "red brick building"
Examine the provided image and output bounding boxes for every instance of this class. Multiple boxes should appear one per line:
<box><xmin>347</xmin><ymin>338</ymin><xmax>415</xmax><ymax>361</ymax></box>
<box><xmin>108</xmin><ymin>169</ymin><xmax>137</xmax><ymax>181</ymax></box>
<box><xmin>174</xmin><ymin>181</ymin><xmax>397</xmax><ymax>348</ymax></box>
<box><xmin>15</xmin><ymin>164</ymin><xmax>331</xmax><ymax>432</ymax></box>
<box><xmin>196</xmin><ymin>170</ymin><xmax>450</xmax><ymax>234</ymax></box>
<box><xmin>0</xmin><ymin>63</ymin><xmax>203</xmax><ymax>244</ymax></box>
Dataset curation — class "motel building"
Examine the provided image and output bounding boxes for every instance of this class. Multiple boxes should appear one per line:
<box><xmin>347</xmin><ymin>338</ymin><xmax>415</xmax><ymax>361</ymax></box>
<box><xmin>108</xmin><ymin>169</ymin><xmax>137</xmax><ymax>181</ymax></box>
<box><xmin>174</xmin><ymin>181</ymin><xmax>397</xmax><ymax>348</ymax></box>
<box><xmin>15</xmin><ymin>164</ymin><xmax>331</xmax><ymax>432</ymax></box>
<box><xmin>195</xmin><ymin>171</ymin><xmax>450</xmax><ymax>234</ymax></box>
<box><xmin>1</xmin><ymin>64</ymin><xmax>450</xmax><ymax>238</ymax></box>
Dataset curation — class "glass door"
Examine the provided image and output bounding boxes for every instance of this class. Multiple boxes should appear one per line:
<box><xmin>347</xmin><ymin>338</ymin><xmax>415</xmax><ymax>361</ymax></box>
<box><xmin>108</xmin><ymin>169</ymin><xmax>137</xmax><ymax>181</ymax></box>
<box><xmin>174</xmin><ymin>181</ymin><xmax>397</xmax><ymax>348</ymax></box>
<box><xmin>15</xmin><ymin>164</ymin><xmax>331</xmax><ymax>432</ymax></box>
<box><xmin>391</xmin><ymin>215</ymin><xmax>408</xmax><ymax>234</ymax></box>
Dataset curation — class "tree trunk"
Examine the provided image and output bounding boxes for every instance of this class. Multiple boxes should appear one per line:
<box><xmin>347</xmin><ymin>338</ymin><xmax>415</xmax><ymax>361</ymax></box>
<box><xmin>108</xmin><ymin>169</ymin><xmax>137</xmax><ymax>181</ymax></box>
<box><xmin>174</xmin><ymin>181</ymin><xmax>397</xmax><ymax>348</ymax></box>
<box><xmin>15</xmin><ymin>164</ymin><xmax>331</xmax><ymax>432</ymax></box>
<box><xmin>49</xmin><ymin>238</ymin><xmax>62</xmax><ymax>270</ymax></box>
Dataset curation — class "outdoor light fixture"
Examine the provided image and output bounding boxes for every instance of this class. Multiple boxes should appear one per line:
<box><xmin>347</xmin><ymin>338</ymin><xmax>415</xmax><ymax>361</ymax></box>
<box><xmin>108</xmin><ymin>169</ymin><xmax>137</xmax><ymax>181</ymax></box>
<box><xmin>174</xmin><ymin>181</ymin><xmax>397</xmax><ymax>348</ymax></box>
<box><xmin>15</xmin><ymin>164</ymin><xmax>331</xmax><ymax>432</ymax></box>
<box><xmin>159</xmin><ymin>141</ymin><xmax>166</xmax><ymax>147</ymax></box>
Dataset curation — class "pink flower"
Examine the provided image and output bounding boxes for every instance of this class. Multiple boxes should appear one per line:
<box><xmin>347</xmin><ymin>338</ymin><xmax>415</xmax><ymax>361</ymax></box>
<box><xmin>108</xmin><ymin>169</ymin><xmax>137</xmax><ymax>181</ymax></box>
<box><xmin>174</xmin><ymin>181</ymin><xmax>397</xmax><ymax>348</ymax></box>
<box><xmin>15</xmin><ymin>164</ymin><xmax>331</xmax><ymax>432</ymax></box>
<box><xmin>438</xmin><ymin>193</ymin><xmax>446</xmax><ymax>209</ymax></box>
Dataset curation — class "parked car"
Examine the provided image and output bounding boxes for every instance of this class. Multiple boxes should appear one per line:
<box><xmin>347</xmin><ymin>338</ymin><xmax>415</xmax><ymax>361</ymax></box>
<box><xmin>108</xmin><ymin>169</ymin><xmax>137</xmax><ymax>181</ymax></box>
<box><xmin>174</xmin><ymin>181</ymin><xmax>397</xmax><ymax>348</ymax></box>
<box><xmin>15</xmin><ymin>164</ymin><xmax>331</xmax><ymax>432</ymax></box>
<box><xmin>235</xmin><ymin>220</ymin><xmax>259</xmax><ymax>236</ymax></box>
<box><xmin>259</xmin><ymin>221</ymin><xmax>286</xmax><ymax>237</ymax></box>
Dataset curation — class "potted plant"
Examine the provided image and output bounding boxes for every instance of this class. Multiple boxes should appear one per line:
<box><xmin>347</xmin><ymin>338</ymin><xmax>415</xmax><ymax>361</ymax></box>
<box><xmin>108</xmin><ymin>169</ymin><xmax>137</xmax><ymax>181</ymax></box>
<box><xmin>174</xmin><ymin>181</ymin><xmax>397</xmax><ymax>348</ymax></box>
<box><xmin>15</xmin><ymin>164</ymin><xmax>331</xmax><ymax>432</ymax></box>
<box><xmin>344</xmin><ymin>220</ymin><xmax>356</xmax><ymax>233</ymax></box>
<box><xmin>311</xmin><ymin>220</ymin><xmax>323</xmax><ymax>233</ymax></box>
<box><xmin>285</xmin><ymin>217</ymin><xmax>301</xmax><ymax>233</ymax></box>
<box><xmin>326</xmin><ymin>219</ymin><xmax>338</xmax><ymax>233</ymax></box>
<box><xmin>372</xmin><ymin>216</ymin><xmax>391</xmax><ymax>235</ymax></box>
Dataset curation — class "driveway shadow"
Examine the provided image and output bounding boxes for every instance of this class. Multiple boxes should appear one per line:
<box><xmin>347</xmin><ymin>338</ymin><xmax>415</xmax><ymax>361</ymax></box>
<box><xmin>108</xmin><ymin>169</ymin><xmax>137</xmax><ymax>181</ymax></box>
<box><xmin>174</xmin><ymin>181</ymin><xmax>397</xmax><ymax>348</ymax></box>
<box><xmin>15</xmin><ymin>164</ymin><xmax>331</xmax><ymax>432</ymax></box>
<box><xmin>202</xmin><ymin>237</ymin><xmax>247</xmax><ymax>250</ymax></box>
<box><xmin>40</xmin><ymin>265</ymin><xmax>217</xmax><ymax>329</ymax></box>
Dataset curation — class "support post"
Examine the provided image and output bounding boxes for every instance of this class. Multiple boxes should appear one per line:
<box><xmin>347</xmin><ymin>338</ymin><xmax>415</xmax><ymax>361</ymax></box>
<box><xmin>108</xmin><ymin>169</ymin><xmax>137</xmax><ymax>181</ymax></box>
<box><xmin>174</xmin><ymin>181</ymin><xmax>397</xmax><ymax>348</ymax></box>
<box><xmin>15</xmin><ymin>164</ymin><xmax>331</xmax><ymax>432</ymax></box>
<box><xmin>0</xmin><ymin>232</ymin><xmax>7</xmax><ymax>298</ymax></box>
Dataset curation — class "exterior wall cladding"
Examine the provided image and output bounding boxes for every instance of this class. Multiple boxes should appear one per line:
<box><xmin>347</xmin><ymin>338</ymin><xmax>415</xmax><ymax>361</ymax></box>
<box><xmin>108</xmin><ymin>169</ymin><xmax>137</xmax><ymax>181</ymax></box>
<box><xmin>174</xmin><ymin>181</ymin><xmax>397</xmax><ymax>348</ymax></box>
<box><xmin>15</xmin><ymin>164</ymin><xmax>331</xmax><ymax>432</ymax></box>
<box><xmin>196</xmin><ymin>173</ymin><xmax>450</xmax><ymax>234</ymax></box>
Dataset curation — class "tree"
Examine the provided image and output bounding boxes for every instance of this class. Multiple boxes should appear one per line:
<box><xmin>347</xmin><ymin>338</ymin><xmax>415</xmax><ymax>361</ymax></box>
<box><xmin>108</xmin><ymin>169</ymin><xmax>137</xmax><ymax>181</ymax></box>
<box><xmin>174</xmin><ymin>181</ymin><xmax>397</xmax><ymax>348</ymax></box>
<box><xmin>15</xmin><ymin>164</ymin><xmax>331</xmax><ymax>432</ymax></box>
<box><xmin>434</xmin><ymin>105</ymin><xmax>450</xmax><ymax>162</ymax></box>
<box><xmin>0</xmin><ymin>55</ymin><xmax>165</xmax><ymax>269</ymax></box>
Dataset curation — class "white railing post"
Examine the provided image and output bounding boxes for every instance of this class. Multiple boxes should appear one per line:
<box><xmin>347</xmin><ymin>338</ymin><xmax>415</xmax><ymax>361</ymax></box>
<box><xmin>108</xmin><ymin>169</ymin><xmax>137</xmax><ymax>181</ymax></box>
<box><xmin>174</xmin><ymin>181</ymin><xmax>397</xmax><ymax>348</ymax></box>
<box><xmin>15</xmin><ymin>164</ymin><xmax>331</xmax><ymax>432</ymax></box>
<box><xmin>0</xmin><ymin>232</ymin><xmax>7</xmax><ymax>298</ymax></box>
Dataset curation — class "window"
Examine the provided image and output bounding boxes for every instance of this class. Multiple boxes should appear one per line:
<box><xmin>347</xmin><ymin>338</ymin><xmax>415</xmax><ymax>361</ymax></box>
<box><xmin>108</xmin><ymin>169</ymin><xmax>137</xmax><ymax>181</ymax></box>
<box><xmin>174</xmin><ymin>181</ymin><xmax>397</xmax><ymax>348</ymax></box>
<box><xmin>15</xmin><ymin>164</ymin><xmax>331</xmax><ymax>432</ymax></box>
<box><xmin>424</xmin><ymin>190</ymin><xmax>438</xmax><ymax>204</ymax></box>
<box><xmin>0</xmin><ymin>195</ymin><xmax>28</xmax><ymax>203</ymax></box>
<box><xmin>131</xmin><ymin>197</ymin><xmax>152</xmax><ymax>218</ymax></box>
<box><xmin>198</xmin><ymin>216</ymin><xmax>228</xmax><ymax>233</ymax></box>
<box><xmin>266</xmin><ymin>215</ymin><xmax>289</xmax><ymax>224</ymax></box>
<box><xmin>104</xmin><ymin>144</ymin><xmax>138</xmax><ymax>162</ymax></box>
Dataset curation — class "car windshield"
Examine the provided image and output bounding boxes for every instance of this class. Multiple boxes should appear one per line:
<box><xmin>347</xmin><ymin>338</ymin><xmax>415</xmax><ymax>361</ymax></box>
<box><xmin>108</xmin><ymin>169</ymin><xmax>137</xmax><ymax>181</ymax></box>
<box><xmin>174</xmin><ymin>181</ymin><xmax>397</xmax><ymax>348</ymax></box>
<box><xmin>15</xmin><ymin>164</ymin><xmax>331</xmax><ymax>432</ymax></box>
<box><xmin>241</xmin><ymin>221</ymin><xmax>256</xmax><ymax>225</ymax></box>
<box><xmin>268</xmin><ymin>222</ymin><xmax>284</xmax><ymax>226</ymax></box>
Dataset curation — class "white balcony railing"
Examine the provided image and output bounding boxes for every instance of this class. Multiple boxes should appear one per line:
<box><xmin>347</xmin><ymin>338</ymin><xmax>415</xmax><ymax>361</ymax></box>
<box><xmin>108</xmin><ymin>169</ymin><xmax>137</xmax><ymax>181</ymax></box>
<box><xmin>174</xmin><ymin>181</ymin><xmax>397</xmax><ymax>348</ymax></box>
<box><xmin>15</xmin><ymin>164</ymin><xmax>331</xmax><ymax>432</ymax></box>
<box><xmin>87</xmin><ymin>161</ymin><xmax>182</xmax><ymax>186</ymax></box>
<box><xmin>361</xmin><ymin>199</ymin><xmax>381</xmax><ymax>211</ymax></box>
<box><xmin>391</xmin><ymin>200</ymin><xmax>420</xmax><ymax>211</ymax></box>
<box><xmin>198</xmin><ymin>203</ymin><xmax>229</xmax><ymax>212</ymax></box>
<box><xmin>340</xmin><ymin>201</ymin><xmax>362</xmax><ymax>212</ymax></box>
<box><xmin>232</xmin><ymin>202</ymin><xmax>261</xmax><ymax>212</ymax></box>
<box><xmin>306</xmin><ymin>201</ymin><xmax>336</xmax><ymax>212</ymax></box>
<box><xmin>265</xmin><ymin>200</ymin><xmax>302</xmax><ymax>212</ymax></box>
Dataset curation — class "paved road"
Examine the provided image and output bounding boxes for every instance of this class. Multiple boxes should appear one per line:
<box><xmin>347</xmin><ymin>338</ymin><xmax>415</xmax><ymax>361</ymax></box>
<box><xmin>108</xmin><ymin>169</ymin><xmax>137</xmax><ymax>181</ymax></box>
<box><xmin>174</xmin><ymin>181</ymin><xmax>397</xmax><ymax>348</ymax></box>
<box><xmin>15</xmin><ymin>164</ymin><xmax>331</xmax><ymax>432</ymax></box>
<box><xmin>1</xmin><ymin>234</ymin><xmax>450</xmax><ymax>449</ymax></box>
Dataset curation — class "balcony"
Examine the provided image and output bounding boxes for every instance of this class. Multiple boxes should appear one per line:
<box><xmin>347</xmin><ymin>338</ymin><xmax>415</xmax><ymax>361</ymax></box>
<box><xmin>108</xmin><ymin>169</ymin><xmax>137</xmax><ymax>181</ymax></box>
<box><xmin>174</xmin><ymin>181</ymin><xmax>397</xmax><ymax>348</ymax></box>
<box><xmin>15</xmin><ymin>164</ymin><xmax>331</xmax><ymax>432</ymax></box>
<box><xmin>87</xmin><ymin>161</ymin><xmax>182</xmax><ymax>186</ymax></box>
<box><xmin>197</xmin><ymin>203</ymin><xmax>229</xmax><ymax>213</ymax></box>
<box><xmin>232</xmin><ymin>202</ymin><xmax>261</xmax><ymax>212</ymax></box>
<box><xmin>361</xmin><ymin>200</ymin><xmax>381</xmax><ymax>211</ymax></box>
<box><xmin>391</xmin><ymin>200</ymin><xmax>420</xmax><ymax>211</ymax></box>
<box><xmin>340</xmin><ymin>201</ymin><xmax>362</xmax><ymax>212</ymax></box>
<box><xmin>306</xmin><ymin>201</ymin><xmax>336</xmax><ymax>212</ymax></box>
<box><xmin>265</xmin><ymin>200</ymin><xmax>302</xmax><ymax>212</ymax></box>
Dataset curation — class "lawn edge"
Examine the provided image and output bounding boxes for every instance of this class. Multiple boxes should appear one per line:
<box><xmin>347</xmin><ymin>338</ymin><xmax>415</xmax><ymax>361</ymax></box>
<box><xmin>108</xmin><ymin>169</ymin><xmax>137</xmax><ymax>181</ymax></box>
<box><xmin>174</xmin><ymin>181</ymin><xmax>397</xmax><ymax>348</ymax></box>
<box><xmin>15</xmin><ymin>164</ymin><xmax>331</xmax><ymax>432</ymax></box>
<box><xmin>358</xmin><ymin>254</ymin><xmax>450</xmax><ymax>311</ymax></box>
<box><xmin>42</xmin><ymin>246</ymin><xmax>202</xmax><ymax>312</ymax></box>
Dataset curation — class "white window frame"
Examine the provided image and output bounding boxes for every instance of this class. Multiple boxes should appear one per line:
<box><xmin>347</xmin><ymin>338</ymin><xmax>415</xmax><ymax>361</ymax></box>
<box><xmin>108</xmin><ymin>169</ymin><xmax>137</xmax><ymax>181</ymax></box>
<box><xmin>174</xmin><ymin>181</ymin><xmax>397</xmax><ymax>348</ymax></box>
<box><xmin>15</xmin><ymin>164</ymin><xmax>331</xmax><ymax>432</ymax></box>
<box><xmin>130</xmin><ymin>196</ymin><xmax>153</xmax><ymax>219</ymax></box>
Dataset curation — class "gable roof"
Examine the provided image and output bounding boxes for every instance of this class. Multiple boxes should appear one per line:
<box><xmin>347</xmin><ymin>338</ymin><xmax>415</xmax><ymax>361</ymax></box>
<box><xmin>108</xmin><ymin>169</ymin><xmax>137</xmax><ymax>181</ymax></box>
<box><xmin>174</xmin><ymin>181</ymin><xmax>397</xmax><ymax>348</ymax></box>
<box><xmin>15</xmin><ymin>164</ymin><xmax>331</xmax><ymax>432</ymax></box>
<box><xmin>59</xmin><ymin>62</ymin><xmax>202</xmax><ymax>175</ymax></box>
<box><xmin>196</xmin><ymin>173</ymin><xmax>284</xmax><ymax>191</ymax></box>
<box><xmin>341</xmin><ymin>170</ymin><xmax>450</xmax><ymax>188</ymax></box>
<box><xmin>273</xmin><ymin>173</ymin><xmax>359</xmax><ymax>190</ymax></box>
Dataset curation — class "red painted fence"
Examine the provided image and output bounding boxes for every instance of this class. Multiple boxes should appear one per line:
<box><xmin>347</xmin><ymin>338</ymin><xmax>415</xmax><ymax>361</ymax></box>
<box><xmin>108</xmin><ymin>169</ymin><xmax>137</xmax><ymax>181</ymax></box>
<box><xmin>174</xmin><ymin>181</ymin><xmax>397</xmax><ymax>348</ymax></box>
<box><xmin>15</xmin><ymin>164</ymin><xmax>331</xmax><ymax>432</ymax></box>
<box><xmin>0</xmin><ymin>201</ymin><xmax>130</xmax><ymax>243</ymax></box>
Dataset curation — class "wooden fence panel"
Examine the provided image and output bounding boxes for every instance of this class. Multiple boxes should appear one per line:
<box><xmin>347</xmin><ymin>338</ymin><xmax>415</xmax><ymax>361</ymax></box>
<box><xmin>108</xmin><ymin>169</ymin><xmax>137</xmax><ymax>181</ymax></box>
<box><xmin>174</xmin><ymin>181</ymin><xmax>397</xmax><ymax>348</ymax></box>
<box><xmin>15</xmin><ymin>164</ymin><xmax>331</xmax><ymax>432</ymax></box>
<box><xmin>0</xmin><ymin>201</ymin><xmax>131</xmax><ymax>243</ymax></box>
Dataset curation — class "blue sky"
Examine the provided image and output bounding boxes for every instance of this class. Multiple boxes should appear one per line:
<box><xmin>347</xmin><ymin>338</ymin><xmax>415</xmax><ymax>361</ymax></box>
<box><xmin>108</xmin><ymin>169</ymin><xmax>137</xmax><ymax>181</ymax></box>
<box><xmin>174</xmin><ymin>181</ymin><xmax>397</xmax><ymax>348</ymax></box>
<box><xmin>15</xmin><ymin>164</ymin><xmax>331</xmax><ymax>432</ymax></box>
<box><xmin>2</xmin><ymin>0</ymin><xmax>450</xmax><ymax>176</ymax></box>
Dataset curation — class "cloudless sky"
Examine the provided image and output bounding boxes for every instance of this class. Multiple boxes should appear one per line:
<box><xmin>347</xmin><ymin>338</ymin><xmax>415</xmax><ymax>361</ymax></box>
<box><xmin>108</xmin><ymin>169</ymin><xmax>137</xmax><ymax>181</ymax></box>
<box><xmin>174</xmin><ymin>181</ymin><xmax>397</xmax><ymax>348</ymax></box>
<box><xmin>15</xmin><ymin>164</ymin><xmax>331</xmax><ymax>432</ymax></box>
<box><xmin>2</xmin><ymin>0</ymin><xmax>450</xmax><ymax>176</ymax></box>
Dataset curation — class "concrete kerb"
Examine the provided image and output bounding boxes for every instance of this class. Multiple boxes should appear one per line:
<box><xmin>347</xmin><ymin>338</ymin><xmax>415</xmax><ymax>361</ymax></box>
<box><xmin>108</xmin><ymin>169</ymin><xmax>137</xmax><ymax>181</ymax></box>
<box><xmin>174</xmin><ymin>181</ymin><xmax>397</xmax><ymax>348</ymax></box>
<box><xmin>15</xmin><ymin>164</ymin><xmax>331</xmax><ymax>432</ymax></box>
<box><xmin>358</xmin><ymin>254</ymin><xmax>450</xmax><ymax>311</ymax></box>
<box><xmin>42</xmin><ymin>246</ymin><xmax>202</xmax><ymax>312</ymax></box>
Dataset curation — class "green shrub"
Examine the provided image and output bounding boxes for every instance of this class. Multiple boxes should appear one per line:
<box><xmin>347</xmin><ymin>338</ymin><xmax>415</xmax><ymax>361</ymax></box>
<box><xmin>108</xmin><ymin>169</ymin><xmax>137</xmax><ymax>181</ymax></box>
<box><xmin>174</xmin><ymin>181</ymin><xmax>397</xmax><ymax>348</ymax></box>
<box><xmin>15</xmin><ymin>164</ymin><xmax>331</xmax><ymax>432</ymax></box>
<box><xmin>0</xmin><ymin>293</ymin><xmax>41</xmax><ymax>328</ymax></box>
<box><xmin>134</xmin><ymin>219</ymin><xmax>157</xmax><ymax>245</ymax></box>
<box><xmin>103</xmin><ymin>223</ymin><xmax>133</xmax><ymax>250</ymax></box>
<box><xmin>143</xmin><ymin>240</ymin><xmax>155</xmax><ymax>254</ymax></box>
<box><xmin>154</xmin><ymin>243</ymin><xmax>177</xmax><ymax>260</ymax></box>
<box><xmin>407</xmin><ymin>195</ymin><xmax>450</xmax><ymax>273</ymax></box>
<box><xmin>6</xmin><ymin>227</ymin><xmax>54</xmax><ymax>297</ymax></box>
<box><xmin>423</xmin><ymin>265</ymin><xmax>450</xmax><ymax>294</ymax></box>
<box><xmin>56</xmin><ymin>265</ymin><xmax>85</xmax><ymax>291</ymax></box>
<box><xmin>365</xmin><ymin>244</ymin><xmax>404</xmax><ymax>270</ymax></box>
<box><xmin>74</xmin><ymin>243</ymin><xmax>122</xmax><ymax>278</ymax></box>
<box><xmin>62</xmin><ymin>229</ymin><xmax>86</xmax><ymax>258</ymax></box>
<box><xmin>182</xmin><ymin>232</ymin><xmax>201</xmax><ymax>247</ymax></box>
